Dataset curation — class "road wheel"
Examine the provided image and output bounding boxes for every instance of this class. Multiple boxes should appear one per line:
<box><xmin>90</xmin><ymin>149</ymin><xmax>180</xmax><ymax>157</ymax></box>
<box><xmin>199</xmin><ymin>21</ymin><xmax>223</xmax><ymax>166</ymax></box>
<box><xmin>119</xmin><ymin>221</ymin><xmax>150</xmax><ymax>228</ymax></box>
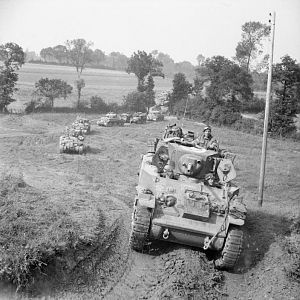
<box><xmin>214</xmin><ymin>226</ymin><xmax>243</xmax><ymax>270</ymax></box>
<box><xmin>129</xmin><ymin>201</ymin><xmax>152</xmax><ymax>251</ymax></box>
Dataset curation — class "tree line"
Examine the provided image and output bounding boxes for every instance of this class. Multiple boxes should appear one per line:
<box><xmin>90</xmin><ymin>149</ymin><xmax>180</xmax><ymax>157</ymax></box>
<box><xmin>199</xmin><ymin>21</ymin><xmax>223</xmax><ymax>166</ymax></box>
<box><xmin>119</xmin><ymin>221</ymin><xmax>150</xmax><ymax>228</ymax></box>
<box><xmin>25</xmin><ymin>43</ymin><xmax>195</xmax><ymax>79</ymax></box>
<box><xmin>23</xmin><ymin>22</ymin><xmax>276</xmax><ymax>89</ymax></box>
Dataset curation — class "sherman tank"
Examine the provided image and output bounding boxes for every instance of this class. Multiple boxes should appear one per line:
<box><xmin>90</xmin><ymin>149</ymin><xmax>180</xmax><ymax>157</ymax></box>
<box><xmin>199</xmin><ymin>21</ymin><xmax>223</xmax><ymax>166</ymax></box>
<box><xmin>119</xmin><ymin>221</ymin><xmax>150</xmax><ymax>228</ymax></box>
<box><xmin>120</xmin><ymin>113</ymin><xmax>132</xmax><ymax>123</ymax></box>
<box><xmin>129</xmin><ymin>124</ymin><xmax>247</xmax><ymax>269</ymax></box>
<box><xmin>59</xmin><ymin>128</ymin><xmax>86</xmax><ymax>154</ymax></box>
<box><xmin>97</xmin><ymin>113</ymin><xmax>125</xmax><ymax>127</ymax></box>
<box><xmin>147</xmin><ymin>110</ymin><xmax>165</xmax><ymax>122</ymax></box>
<box><xmin>72</xmin><ymin>117</ymin><xmax>91</xmax><ymax>134</ymax></box>
<box><xmin>130</xmin><ymin>112</ymin><xmax>147</xmax><ymax>124</ymax></box>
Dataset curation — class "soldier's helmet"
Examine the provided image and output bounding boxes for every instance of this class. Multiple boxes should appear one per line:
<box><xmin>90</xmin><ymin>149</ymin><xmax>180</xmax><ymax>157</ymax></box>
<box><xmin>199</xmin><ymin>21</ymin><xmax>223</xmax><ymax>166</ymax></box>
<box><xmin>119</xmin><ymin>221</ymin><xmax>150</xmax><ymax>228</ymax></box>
<box><xmin>203</xmin><ymin>125</ymin><xmax>211</xmax><ymax>132</ymax></box>
<box><xmin>172</xmin><ymin>126</ymin><xmax>183</xmax><ymax>137</ymax></box>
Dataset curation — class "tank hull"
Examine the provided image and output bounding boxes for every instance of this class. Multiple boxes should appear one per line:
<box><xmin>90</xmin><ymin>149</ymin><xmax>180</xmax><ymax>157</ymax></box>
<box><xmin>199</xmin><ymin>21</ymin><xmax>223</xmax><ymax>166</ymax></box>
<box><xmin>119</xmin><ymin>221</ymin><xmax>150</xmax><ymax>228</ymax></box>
<box><xmin>150</xmin><ymin>214</ymin><xmax>226</xmax><ymax>250</ymax></box>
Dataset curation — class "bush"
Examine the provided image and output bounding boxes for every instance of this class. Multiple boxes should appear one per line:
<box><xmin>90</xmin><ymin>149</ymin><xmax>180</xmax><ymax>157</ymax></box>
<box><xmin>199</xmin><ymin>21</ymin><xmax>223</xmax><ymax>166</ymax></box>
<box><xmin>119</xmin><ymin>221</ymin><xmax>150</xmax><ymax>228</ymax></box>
<box><xmin>209</xmin><ymin>105</ymin><xmax>242</xmax><ymax>125</ymax></box>
<box><xmin>232</xmin><ymin>118</ymin><xmax>264</xmax><ymax>135</ymax></box>
<box><xmin>123</xmin><ymin>91</ymin><xmax>147</xmax><ymax>112</ymax></box>
<box><xmin>107</xmin><ymin>102</ymin><xmax>122</xmax><ymax>113</ymax></box>
<box><xmin>172</xmin><ymin>97</ymin><xmax>212</xmax><ymax>123</ymax></box>
<box><xmin>24</xmin><ymin>100</ymin><xmax>36</xmax><ymax>114</ymax></box>
<box><xmin>76</xmin><ymin>99</ymin><xmax>90</xmax><ymax>111</ymax></box>
<box><xmin>242</xmin><ymin>96</ymin><xmax>265</xmax><ymax>113</ymax></box>
<box><xmin>90</xmin><ymin>96</ymin><xmax>109</xmax><ymax>113</ymax></box>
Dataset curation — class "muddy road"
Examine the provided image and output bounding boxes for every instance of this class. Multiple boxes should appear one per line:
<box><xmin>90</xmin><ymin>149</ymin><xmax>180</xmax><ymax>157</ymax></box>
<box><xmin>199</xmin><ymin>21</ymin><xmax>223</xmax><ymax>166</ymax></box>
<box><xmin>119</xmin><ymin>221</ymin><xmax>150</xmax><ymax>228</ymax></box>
<box><xmin>0</xmin><ymin>114</ymin><xmax>224</xmax><ymax>299</ymax></box>
<box><xmin>0</xmin><ymin>113</ymin><xmax>299</xmax><ymax>300</ymax></box>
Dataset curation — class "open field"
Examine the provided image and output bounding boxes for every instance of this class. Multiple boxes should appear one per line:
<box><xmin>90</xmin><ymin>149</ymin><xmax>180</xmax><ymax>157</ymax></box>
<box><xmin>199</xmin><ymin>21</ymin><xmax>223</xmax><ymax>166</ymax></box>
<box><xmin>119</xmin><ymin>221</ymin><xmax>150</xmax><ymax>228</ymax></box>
<box><xmin>0</xmin><ymin>113</ymin><xmax>299</xmax><ymax>299</ymax></box>
<box><xmin>11</xmin><ymin>63</ymin><xmax>173</xmax><ymax>110</ymax></box>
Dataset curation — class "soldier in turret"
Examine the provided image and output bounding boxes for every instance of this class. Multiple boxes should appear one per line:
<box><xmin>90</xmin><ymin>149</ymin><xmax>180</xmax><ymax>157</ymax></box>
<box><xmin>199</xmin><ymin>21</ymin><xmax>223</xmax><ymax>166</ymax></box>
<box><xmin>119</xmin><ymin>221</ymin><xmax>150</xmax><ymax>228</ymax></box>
<box><xmin>192</xmin><ymin>126</ymin><xmax>219</xmax><ymax>151</ymax></box>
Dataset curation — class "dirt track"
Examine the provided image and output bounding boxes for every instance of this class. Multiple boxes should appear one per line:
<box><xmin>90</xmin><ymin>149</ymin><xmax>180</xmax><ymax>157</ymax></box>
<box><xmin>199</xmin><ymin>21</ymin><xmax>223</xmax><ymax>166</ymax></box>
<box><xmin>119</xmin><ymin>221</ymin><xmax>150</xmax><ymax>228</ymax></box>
<box><xmin>0</xmin><ymin>114</ymin><xmax>299</xmax><ymax>300</ymax></box>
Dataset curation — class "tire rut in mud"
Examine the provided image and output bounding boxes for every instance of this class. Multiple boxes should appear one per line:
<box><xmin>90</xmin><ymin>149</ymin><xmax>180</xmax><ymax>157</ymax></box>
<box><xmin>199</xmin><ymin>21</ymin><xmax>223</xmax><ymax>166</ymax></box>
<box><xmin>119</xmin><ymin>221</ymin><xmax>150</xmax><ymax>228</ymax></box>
<box><xmin>105</xmin><ymin>243</ymin><xmax>226</xmax><ymax>300</ymax></box>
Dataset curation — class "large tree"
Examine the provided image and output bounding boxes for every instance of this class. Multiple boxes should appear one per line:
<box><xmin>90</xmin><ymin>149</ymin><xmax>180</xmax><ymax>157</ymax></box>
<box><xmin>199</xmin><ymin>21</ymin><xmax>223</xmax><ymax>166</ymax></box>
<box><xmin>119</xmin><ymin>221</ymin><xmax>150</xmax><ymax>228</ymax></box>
<box><xmin>52</xmin><ymin>45</ymin><xmax>68</xmax><ymax>64</ymax></box>
<box><xmin>92</xmin><ymin>49</ymin><xmax>105</xmax><ymax>66</ymax></box>
<box><xmin>40</xmin><ymin>47</ymin><xmax>55</xmax><ymax>62</ymax></box>
<box><xmin>33</xmin><ymin>78</ymin><xmax>72</xmax><ymax>108</ymax></box>
<box><xmin>168</xmin><ymin>72</ymin><xmax>192</xmax><ymax>113</ymax></box>
<box><xmin>269</xmin><ymin>55</ymin><xmax>300</xmax><ymax>136</ymax></box>
<box><xmin>199</xmin><ymin>56</ymin><xmax>253</xmax><ymax>109</ymax></box>
<box><xmin>66</xmin><ymin>38</ymin><xmax>93</xmax><ymax>108</ymax></box>
<box><xmin>235</xmin><ymin>21</ymin><xmax>270</xmax><ymax>72</ymax></box>
<box><xmin>126</xmin><ymin>50</ymin><xmax>164</xmax><ymax>92</ymax></box>
<box><xmin>0</xmin><ymin>42</ymin><xmax>25</xmax><ymax>112</ymax></box>
<box><xmin>151</xmin><ymin>50</ymin><xmax>176</xmax><ymax>77</ymax></box>
<box><xmin>196</xmin><ymin>54</ymin><xmax>205</xmax><ymax>66</ymax></box>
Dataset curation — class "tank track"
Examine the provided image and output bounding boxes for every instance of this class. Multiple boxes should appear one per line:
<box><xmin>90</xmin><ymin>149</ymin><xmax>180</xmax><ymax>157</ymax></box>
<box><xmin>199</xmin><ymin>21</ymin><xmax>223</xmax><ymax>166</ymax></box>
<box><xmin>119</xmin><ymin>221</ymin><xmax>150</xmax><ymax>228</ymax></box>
<box><xmin>129</xmin><ymin>201</ymin><xmax>151</xmax><ymax>251</ymax></box>
<box><xmin>214</xmin><ymin>226</ymin><xmax>243</xmax><ymax>270</ymax></box>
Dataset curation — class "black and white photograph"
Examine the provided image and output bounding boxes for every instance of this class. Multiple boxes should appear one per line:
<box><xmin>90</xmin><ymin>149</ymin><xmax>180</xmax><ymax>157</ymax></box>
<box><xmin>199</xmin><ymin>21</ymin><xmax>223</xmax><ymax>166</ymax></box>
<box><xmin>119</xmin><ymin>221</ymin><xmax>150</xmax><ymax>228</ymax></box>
<box><xmin>0</xmin><ymin>0</ymin><xmax>299</xmax><ymax>299</ymax></box>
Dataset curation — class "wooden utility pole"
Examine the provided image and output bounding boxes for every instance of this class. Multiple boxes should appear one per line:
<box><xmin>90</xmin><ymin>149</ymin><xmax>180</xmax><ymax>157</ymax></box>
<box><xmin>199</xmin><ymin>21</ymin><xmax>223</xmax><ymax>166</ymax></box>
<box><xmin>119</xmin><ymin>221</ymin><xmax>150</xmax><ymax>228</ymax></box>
<box><xmin>258</xmin><ymin>12</ymin><xmax>276</xmax><ymax>207</ymax></box>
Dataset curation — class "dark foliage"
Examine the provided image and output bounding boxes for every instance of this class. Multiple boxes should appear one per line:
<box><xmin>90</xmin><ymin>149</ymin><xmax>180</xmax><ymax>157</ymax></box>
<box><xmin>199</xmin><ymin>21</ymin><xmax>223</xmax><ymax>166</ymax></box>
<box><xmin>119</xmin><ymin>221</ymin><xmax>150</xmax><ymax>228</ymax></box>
<box><xmin>269</xmin><ymin>55</ymin><xmax>300</xmax><ymax>136</ymax></box>
<box><xmin>209</xmin><ymin>105</ymin><xmax>242</xmax><ymax>126</ymax></box>
<box><xmin>90</xmin><ymin>96</ymin><xmax>109</xmax><ymax>113</ymax></box>
<box><xmin>242</xmin><ymin>95</ymin><xmax>265</xmax><ymax>113</ymax></box>
<box><xmin>33</xmin><ymin>78</ymin><xmax>73</xmax><ymax>108</ymax></box>
<box><xmin>0</xmin><ymin>42</ymin><xmax>25</xmax><ymax>112</ymax></box>
<box><xmin>168</xmin><ymin>73</ymin><xmax>192</xmax><ymax>113</ymax></box>
<box><xmin>122</xmin><ymin>91</ymin><xmax>148</xmax><ymax>112</ymax></box>
<box><xmin>235</xmin><ymin>21</ymin><xmax>270</xmax><ymax>72</ymax></box>
<box><xmin>126</xmin><ymin>50</ymin><xmax>164</xmax><ymax>92</ymax></box>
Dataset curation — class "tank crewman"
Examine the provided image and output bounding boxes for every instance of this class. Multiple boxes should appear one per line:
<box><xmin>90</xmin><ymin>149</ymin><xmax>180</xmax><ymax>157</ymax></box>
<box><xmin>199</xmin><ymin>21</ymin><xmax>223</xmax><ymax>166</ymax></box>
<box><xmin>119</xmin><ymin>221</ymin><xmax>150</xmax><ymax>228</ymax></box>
<box><xmin>192</xmin><ymin>126</ymin><xmax>219</xmax><ymax>151</ymax></box>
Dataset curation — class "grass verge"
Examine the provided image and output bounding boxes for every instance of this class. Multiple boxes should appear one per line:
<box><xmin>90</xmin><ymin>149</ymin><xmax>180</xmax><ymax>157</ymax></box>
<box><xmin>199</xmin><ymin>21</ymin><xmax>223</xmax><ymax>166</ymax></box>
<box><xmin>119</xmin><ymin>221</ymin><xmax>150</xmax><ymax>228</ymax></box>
<box><xmin>0</xmin><ymin>169</ymin><xmax>81</xmax><ymax>290</ymax></box>
<box><xmin>282</xmin><ymin>216</ymin><xmax>300</xmax><ymax>282</ymax></box>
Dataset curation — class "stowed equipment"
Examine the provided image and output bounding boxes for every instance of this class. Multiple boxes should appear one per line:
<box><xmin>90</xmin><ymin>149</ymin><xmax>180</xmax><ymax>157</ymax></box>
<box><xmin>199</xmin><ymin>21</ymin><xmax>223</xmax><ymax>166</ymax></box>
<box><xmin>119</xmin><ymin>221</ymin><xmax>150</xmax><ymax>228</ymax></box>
<box><xmin>59</xmin><ymin>126</ymin><xmax>86</xmax><ymax>154</ymax></box>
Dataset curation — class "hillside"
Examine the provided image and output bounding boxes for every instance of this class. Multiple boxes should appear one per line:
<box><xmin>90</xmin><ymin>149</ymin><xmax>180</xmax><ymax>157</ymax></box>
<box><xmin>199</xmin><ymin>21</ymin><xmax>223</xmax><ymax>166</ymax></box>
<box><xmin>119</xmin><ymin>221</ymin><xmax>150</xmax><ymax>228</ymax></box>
<box><xmin>11</xmin><ymin>63</ymin><xmax>173</xmax><ymax>111</ymax></box>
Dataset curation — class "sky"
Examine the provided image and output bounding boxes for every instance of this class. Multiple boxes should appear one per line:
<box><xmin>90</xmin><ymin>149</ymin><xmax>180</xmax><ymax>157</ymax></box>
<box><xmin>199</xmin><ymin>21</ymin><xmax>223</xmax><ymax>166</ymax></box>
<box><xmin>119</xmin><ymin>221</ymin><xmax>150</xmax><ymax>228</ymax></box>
<box><xmin>0</xmin><ymin>0</ymin><xmax>299</xmax><ymax>65</ymax></box>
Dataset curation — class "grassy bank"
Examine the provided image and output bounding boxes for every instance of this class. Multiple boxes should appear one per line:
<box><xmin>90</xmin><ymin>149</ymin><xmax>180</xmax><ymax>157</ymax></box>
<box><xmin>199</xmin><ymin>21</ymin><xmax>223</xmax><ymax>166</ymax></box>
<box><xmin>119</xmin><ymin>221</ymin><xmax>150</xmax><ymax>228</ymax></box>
<box><xmin>0</xmin><ymin>169</ymin><xmax>82</xmax><ymax>289</ymax></box>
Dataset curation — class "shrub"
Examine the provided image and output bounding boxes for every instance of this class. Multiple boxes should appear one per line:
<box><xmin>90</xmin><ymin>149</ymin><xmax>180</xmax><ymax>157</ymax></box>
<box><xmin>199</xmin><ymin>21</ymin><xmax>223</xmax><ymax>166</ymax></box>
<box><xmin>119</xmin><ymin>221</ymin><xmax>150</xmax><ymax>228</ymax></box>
<box><xmin>90</xmin><ymin>96</ymin><xmax>109</xmax><ymax>112</ymax></box>
<box><xmin>209</xmin><ymin>105</ymin><xmax>242</xmax><ymax>125</ymax></box>
<box><xmin>232</xmin><ymin>118</ymin><xmax>264</xmax><ymax>135</ymax></box>
<box><xmin>76</xmin><ymin>99</ymin><xmax>90</xmax><ymax>111</ymax></box>
<box><xmin>123</xmin><ymin>91</ymin><xmax>147</xmax><ymax>112</ymax></box>
<box><xmin>107</xmin><ymin>102</ymin><xmax>121</xmax><ymax>113</ymax></box>
<box><xmin>242</xmin><ymin>96</ymin><xmax>265</xmax><ymax>113</ymax></box>
<box><xmin>283</xmin><ymin>217</ymin><xmax>300</xmax><ymax>282</ymax></box>
<box><xmin>24</xmin><ymin>100</ymin><xmax>36</xmax><ymax>114</ymax></box>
